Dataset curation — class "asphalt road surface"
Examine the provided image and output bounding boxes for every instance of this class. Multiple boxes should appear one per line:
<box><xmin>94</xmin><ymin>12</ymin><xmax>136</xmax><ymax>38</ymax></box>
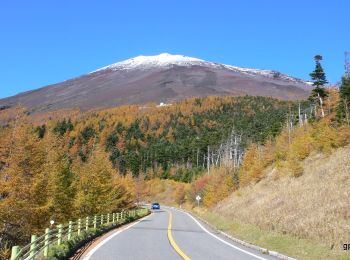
<box><xmin>82</xmin><ymin>207</ymin><xmax>278</xmax><ymax>260</ymax></box>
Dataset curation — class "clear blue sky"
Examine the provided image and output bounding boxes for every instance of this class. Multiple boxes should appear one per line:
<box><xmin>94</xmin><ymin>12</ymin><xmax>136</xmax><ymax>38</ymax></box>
<box><xmin>1</xmin><ymin>0</ymin><xmax>349</xmax><ymax>98</ymax></box>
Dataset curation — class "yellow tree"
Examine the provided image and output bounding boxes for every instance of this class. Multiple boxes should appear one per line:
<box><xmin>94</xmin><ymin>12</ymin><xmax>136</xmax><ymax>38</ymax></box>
<box><xmin>74</xmin><ymin>146</ymin><xmax>131</xmax><ymax>216</ymax></box>
<box><xmin>0</xmin><ymin>124</ymin><xmax>49</xmax><ymax>244</ymax></box>
<box><xmin>44</xmin><ymin>132</ymin><xmax>76</xmax><ymax>223</ymax></box>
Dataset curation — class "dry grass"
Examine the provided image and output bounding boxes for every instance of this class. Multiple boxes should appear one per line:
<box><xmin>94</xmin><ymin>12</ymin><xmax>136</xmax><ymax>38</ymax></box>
<box><xmin>191</xmin><ymin>207</ymin><xmax>350</xmax><ymax>260</ymax></box>
<box><xmin>215</xmin><ymin>145</ymin><xmax>350</xmax><ymax>258</ymax></box>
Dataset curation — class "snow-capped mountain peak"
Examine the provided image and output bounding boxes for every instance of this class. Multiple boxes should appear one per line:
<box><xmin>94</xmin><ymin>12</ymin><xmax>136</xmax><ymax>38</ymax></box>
<box><xmin>93</xmin><ymin>53</ymin><xmax>309</xmax><ymax>85</ymax></box>
<box><xmin>95</xmin><ymin>53</ymin><xmax>205</xmax><ymax>71</ymax></box>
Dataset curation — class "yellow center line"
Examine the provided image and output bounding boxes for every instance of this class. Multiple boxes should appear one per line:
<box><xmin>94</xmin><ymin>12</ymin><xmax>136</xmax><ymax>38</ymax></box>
<box><xmin>167</xmin><ymin>211</ymin><xmax>191</xmax><ymax>260</ymax></box>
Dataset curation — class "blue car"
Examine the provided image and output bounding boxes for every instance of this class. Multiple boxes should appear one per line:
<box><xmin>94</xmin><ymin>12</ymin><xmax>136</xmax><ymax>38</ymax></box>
<box><xmin>151</xmin><ymin>202</ymin><xmax>160</xmax><ymax>210</ymax></box>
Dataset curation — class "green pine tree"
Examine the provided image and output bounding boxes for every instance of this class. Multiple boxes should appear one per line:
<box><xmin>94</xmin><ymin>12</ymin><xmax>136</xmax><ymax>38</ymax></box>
<box><xmin>309</xmin><ymin>55</ymin><xmax>328</xmax><ymax>102</ymax></box>
<box><xmin>336</xmin><ymin>75</ymin><xmax>350</xmax><ymax>124</ymax></box>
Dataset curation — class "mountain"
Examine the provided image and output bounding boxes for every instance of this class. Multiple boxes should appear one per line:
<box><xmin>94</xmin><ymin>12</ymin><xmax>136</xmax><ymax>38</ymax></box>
<box><xmin>0</xmin><ymin>53</ymin><xmax>312</xmax><ymax>112</ymax></box>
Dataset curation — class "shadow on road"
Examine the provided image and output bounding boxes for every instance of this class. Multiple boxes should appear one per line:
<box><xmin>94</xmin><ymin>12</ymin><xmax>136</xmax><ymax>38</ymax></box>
<box><xmin>150</xmin><ymin>209</ymin><xmax>166</xmax><ymax>213</ymax></box>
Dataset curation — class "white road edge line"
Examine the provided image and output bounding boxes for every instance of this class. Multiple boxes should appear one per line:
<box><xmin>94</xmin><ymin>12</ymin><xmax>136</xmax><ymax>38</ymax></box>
<box><xmin>82</xmin><ymin>214</ymin><xmax>151</xmax><ymax>260</ymax></box>
<box><xmin>184</xmin><ymin>211</ymin><xmax>268</xmax><ymax>260</ymax></box>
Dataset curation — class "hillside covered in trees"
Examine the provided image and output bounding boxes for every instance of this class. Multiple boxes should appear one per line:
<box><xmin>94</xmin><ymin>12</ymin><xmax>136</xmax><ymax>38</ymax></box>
<box><xmin>0</xmin><ymin>96</ymin><xmax>306</xmax><ymax>249</ymax></box>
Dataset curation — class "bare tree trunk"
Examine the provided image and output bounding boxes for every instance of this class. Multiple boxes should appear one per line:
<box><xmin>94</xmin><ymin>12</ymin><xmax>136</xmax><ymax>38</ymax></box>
<box><xmin>298</xmin><ymin>103</ymin><xmax>303</xmax><ymax>127</ymax></box>
<box><xmin>287</xmin><ymin>113</ymin><xmax>291</xmax><ymax>145</ymax></box>
<box><xmin>345</xmin><ymin>97</ymin><xmax>350</xmax><ymax>125</ymax></box>
<box><xmin>314</xmin><ymin>104</ymin><xmax>317</xmax><ymax>117</ymax></box>
<box><xmin>318</xmin><ymin>93</ymin><xmax>325</xmax><ymax>118</ymax></box>
<box><xmin>207</xmin><ymin>146</ymin><xmax>210</xmax><ymax>175</ymax></box>
<box><xmin>211</xmin><ymin>151</ymin><xmax>214</xmax><ymax>166</ymax></box>
<box><xmin>196</xmin><ymin>148</ymin><xmax>199</xmax><ymax>167</ymax></box>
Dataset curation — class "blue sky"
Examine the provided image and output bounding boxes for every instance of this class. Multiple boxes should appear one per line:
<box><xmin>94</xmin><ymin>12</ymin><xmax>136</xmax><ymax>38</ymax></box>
<box><xmin>0</xmin><ymin>0</ymin><xmax>349</xmax><ymax>98</ymax></box>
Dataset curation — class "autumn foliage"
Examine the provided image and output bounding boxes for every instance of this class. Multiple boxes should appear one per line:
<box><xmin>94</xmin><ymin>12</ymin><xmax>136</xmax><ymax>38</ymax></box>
<box><xmin>0</xmin><ymin>95</ymin><xmax>332</xmax><ymax>250</ymax></box>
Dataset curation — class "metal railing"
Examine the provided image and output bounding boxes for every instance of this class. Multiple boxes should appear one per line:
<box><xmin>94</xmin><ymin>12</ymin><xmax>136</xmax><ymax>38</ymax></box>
<box><xmin>10</xmin><ymin>208</ymin><xmax>148</xmax><ymax>260</ymax></box>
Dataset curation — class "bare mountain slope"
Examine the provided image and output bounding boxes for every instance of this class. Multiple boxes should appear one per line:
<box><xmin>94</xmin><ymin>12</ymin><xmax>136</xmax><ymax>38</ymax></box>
<box><xmin>0</xmin><ymin>53</ymin><xmax>311</xmax><ymax>112</ymax></box>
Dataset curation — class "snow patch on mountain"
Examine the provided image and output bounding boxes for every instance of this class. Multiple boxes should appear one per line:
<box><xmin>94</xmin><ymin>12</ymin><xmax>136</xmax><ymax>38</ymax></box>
<box><xmin>93</xmin><ymin>53</ymin><xmax>309</xmax><ymax>85</ymax></box>
<box><xmin>95</xmin><ymin>53</ymin><xmax>204</xmax><ymax>71</ymax></box>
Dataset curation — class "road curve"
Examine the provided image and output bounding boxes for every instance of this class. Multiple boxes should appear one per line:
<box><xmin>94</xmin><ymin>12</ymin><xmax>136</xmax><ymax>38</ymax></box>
<box><xmin>82</xmin><ymin>207</ymin><xmax>278</xmax><ymax>260</ymax></box>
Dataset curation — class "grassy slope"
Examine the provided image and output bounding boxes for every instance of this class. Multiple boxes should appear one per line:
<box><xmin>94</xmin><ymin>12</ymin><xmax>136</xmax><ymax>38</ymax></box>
<box><xmin>192</xmin><ymin>208</ymin><xmax>349</xmax><ymax>260</ymax></box>
<box><xmin>198</xmin><ymin>145</ymin><xmax>350</xmax><ymax>260</ymax></box>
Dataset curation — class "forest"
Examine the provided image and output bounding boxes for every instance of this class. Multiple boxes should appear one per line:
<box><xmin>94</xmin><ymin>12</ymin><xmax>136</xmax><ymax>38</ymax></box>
<box><xmin>0</xmin><ymin>95</ymin><xmax>305</xmax><ymax>247</ymax></box>
<box><xmin>43</xmin><ymin>96</ymin><xmax>306</xmax><ymax>180</ymax></box>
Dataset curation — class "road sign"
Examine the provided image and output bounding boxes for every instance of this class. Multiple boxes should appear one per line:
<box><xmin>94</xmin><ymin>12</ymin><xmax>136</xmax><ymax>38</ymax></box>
<box><xmin>196</xmin><ymin>195</ymin><xmax>201</xmax><ymax>206</ymax></box>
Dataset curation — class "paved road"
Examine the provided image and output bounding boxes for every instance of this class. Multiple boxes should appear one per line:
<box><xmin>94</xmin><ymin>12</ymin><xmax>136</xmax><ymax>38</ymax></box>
<box><xmin>82</xmin><ymin>207</ymin><xmax>278</xmax><ymax>260</ymax></box>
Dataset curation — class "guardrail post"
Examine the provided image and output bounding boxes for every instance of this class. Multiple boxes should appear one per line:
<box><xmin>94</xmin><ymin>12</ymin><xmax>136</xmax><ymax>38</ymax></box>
<box><xmin>94</xmin><ymin>215</ymin><xmax>97</xmax><ymax>229</ymax></box>
<box><xmin>44</xmin><ymin>228</ymin><xmax>50</xmax><ymax>257</ymax></box>
<box><xmin>29</xmin><ymin>234</ymin><xmax>37</xmax><ymax>259</ymax></box>
<box><xmin>68</xmin><ymin>221</ymin><xmax>72</xmax><ymax>240</ymax></box>
<box><xmin>100</xmin><ymin>214</ymin><xmax>104</xmax><ymax>225</ymax></box>
<box><xmin>112</xmin><ymin>213</ymin><xmax>115</xmax><ymax>223</ymax></box>
<box><xmin>107</xmin><ymin>213</ymin><xmax>110</xmax><ymax>224</ymax></box>
<box><xmin>10</xmin><ymin>246</ymin><xmax>19</xmax><ymax>260</ymax></box>
<box><xmin>57</xmin><ymin>224</ymin><xmax>63</xmax><ymax>245</ymax></box>
<box><xmin>78</xmin><ymin>218</ymin><xmax>81</xmax><ymax>236</ymax></box>
<box><xmin>116</xmin><ymin>212</ymin><xmax>119</xmax><ymax>222</ymax></box>
<box><xmin>86</xmin><ymin>216</ymin><xmax>89</xmax><ymax>231</ymax></box>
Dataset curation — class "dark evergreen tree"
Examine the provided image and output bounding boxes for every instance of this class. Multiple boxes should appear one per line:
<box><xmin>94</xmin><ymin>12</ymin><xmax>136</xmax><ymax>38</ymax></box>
<box><xmin>336</xmin><ymin>75</ymin><xmax>350</xmax><ymax>124</ymax></box>
<box><xmin>309</xmin><ymin>55</ymin><xmax>328</xmax><ymax>103</ymax></box>
<box><xmin>35</xmin><ymin>124</ymin><xmax>46</xmax><ymax>139</ymax></box>
<box><xmin>105</xmin><ymin>131</ymin><xmax>119</xmax><ymax>151</ymax></box>
<box><xmin>79</xmin><ymin>126</ymin><xmax>96</xmax><ymax>144</ymax></box>
<box><xmin>53</xmin><ymin>119</ymin><xmax>73</xmax><ymax>136</ymax></box>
